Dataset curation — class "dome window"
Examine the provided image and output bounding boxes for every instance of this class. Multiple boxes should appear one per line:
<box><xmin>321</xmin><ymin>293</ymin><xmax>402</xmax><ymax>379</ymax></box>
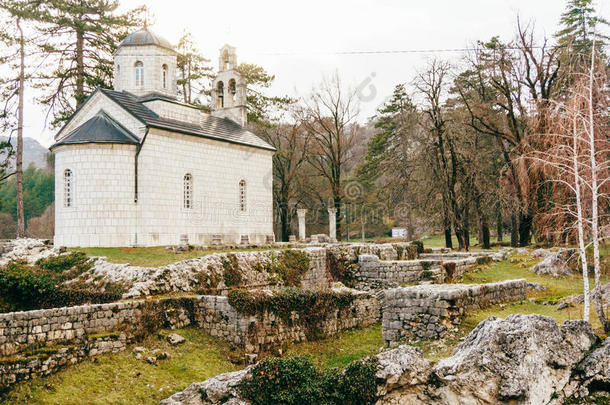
<box><xmin>135</xmin><ymin>61</ymin><xmax>144</xmax><ymax>87</ymax></box>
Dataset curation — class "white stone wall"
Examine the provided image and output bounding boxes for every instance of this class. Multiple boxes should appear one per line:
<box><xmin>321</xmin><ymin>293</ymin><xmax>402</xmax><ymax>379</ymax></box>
<box><xmin>135</xmin><ymin>129</ymin><xmax>274</xmax><ymax>246</ymax></box>
<box><xmin>56</xmin><ymin>92</ymin><xmax>146</xmax><ymax>141</ymax></box>
<box><xmin>142</xmin><ymin>99</ymin><xmax>205</xmax><ymax>124</ymax></box>
<box><xmin>113</xmin><ymin>45</ymin><xmax>178</xmax><ymax>98</ymax></box>
<box><xmin>54</xmin><ymin>144</ymin><xmax>137</xmax><ymax>247</ymax></box>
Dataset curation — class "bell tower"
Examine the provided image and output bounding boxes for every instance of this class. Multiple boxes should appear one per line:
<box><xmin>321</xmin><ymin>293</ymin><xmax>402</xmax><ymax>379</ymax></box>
<box><xmin>211</xmin><ymin>45</ymin><xmax>247</xmax><ymax>127</ymax></box>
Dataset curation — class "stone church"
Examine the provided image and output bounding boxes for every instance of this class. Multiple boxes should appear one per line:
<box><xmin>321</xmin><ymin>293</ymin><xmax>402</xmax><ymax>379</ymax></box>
<box><xmin>51</xmin><ymin>28</ymin><xmax>275</xmax><ymax>247</ymax></box>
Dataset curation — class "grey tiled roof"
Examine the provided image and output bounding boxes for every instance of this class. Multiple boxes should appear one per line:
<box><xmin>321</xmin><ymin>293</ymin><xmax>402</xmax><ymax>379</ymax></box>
<box><xmin>51</xmin><ymin>111</ymin><xmax>139</xmax><ymax>149</ymax></box>
<box><xmin>119</xmin><ymin>28</ymin><xmax>174</xmax><ymax>52</ymax></box>
<box><xmin>100</xmin><ymin>89</ymin><xmax>275</xmax><ymax>151</ymax></box>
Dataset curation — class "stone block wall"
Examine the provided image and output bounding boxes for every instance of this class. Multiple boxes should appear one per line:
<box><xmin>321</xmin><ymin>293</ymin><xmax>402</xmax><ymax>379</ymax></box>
<box><xmin>357</xmin><ymin>255</ymin><xmax>444</xmax><ymax>284</ymax></box>
<box><xmin>0</xmin><ymin>291</ymin><xmax>379</xmax><ymax>389</ymax></box>
<box><xmin>300</xmin><ymin>247</ymin><xmax>329</xmax><ymax>290</ymax></box>
<box><xmin>1</xmin><ymin>334</ymin><xmax>127</xmax><ymax>388</ymax></box>
<box><xmin>382</xmin><ymin>279</ymin><xmax>527</xmax><ymax>345</ymax></box>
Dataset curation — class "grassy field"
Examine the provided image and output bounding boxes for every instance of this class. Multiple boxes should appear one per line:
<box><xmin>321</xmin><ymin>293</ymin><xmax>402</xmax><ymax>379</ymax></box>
<box><xmin>72</xmin><ymin>246</ymin><xmax>285</xmax><ymax>267</ymax></box>
<box><xmin>422</xmin><ymin>233</ymin><xmax>502</xmax><ymax>249</ymax></box>
<box><xmin>0</xmin><ymin>324</ymin><xmax>384</xmax><ymax>405</ymax></box>
<box><xmin>3</xmin><ymin>248</ymin><xmax>608</xmax><ymax>403</ymax></box>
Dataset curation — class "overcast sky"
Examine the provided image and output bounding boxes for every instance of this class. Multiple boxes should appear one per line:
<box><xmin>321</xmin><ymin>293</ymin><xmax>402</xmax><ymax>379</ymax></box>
<box><xmin>18</xmin><ymin>0</ymin><xmax>610</xmax><ymax>147</ymax></box>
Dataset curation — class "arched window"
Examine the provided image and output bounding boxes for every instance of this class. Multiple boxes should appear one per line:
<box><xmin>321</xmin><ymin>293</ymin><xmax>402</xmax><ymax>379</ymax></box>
<box><xmin>184</xmin><ymin>173</ymin><xmax>193</xmax><ymax>209</ymax></box>
<box><xmin>162</xmin><ymin>64</ymin><xmax>168</xmax><ymax>89</ymax></box>
<box><xmin>135</xmin><ymin>61</ymin><xmax>144</xmax><ymax>87</ymax></box>
<box><xmin>228</xmin><ymin>79</ymin><xmax>236</xmax><ymax>106</ymax></box>
<box><xmin>117</xmin><ymin>64</ymin><xmax>120</xmax><ymax>75</ymax></box>
<box><xmin>239</xmin><ymin>180</ymin><xmax>246</xmax><ymax>212</ymax></box>
<box><xmin>217</xmin><ymin>81</ymin><xmax>224</xmax><ymax>108</ymax></box>
<box><xmin>64</xmin><ymin>169</ymin><xmax>73</xmax><ymax>207</ymax></box>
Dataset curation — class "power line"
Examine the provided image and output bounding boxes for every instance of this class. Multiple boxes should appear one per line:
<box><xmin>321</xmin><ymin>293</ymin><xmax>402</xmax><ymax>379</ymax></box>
<box><xmin>255</xmin><ymin>45</ymin><xmax>561</xmax><ymax>56</ymax></box>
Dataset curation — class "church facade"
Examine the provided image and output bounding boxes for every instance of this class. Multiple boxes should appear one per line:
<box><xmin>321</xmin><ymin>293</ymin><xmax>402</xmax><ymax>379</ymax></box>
<box><xmin>51</xmin><ymin>28</ymin><xmax>275</xmax><ymax>247</ymax></box>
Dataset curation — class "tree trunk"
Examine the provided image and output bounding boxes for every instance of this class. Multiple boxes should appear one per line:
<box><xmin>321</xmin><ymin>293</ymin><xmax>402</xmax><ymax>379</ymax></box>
<box><xmin>463</xmin><ymin>204</ymin><xmax>470</xmax><ymax>251</ymax></box>
<box><xmin>496</xmin><ymin>203</ymin><xmax>503</xmax><ymax>242</ymax></box>
<box><xmin>444</xmin><ymin>228</ymin><xmax>452</xmax><ymax>249</ymax></box>
<box><xmin>587</xmin><ymin>43</ymin><xmax>609</xmax><ymax>332</ymax></box>
<box><xmin>518</xmin><ymin>212</ymin><xmax>533</xmax><ymax>247</ymax></box>
<box><xmin>481</xmin><ymin>222</ymin><xmax>490</xmax><ymax>249</ymax></box>
<box><xmin>75</xmin><ymin>28</ymin><xmax>85</xmax><ymax>106</ymax></box>
<box><xmin>16</xmin><ymin>17</ymin><xmax>25</xmax><ymax>238</ymax></box>
<box><xmin>572</xmin><ymin>113</ymin><xmax>590</xmax><ymax>321</ymax></box>
<box><xmin>406</xmin><ymin>210</ymin><xmax>414</xmax><ymax>241</ymax></box>
<box><xmin>279</xmin><ymin>200</ymin><xmax>289</xmax><ymax>242</ymax></box>
<box><xmin>510</xmin><ymin>212</ymin><xmax>519</xmax><ymax>247</ymax></box>
<box><xmin>361</xmin><ymin>207</ymin><xmax>365</xmax><ymax>242</ymax></box>
<box><xmin>334</xmin><ymin>196</ymin><xmax>341</xmax><ymax>240</ymax></box>
<box><xmin>443</xmin><ymin>203</ymin><xmax>453</xmax><ymax>249</ymax></box>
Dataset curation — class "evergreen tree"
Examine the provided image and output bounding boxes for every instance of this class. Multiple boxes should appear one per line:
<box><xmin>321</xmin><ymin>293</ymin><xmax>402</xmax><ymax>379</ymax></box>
<box><xmin>34</xmin><ymin>0</ymin><xmax>143</xmax><ymax>125</ymax></box>
<box><xmin>556</xmin><ymin>0</ymin><xmax>609</xmax><ymax>59</ymax></box>
<box><xmin>176</xmin><ymin>30</ymin><xmax>213</xmax><ymax>107</ymax></box>
<box><xmin>237</xmin><ymin>63</ymin><xmax>293</xmax><ymax>125</ymax></box>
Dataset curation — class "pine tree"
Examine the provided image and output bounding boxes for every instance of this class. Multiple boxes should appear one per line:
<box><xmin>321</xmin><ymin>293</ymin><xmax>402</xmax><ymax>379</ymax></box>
<box><xmin>176</xmin><ymin>30</ymin><xmax>213</xmax><ymax>107</ymax></box>
<box><xmin>34</xmin><ymin>0</ymin><xmax>143</xmax><ymax>125</ymax></box>
<box><xmin>555</xmin><ymin>0</ymin><xmax>609</xmax><ymax>59</ymax></box>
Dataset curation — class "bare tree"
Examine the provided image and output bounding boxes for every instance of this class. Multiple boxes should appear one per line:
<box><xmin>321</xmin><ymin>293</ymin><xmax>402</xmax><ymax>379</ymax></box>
<box><xmin>254</xmin><ymin>120</ymin><xmax>311</xmax><ymax>241</ymax></box>
<box><xmin>300</xmin><ymin>73</ymin><xmax>359</xmax><ymax>238</ymax></box>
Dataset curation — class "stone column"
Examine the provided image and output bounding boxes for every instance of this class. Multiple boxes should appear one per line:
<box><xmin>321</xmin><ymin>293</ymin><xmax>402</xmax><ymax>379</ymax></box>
<box><xmin>328</xmin><ymin>208</ymin><xmax>337</xmax><ymax>242</ymax></box>
<box><xmin>297</xmin><ymin>209</ymin><xmax>307</xmax><ymax>241</ymax></box>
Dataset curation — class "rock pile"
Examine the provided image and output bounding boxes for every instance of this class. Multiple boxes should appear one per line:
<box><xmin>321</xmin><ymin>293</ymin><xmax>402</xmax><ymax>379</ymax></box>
<box><xmin>531</xmin><ymin>248</ymin><xmax>578</xmax><ymax>277</ymax></box>
<box><xmin>0</xmin><ymin>238</ymin><xmax>58</xmax><ymax>267</ymax></box>
<box><xmin>162</xmin><ymin>314</ymin><xmax>610</xmax><ymax>405</ymax></box>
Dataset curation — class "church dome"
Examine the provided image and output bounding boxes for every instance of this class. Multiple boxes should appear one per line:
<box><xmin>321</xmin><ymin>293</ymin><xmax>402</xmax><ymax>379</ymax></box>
<box><xmin>119</xmin><ymin>27</ymin><xmax>174</xmax><ymax>51</ymax></box>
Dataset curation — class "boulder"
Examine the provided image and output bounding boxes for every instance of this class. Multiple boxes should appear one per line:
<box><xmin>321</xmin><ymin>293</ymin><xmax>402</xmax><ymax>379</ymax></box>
<box><xmin>532</xmin><ymin>248</ymin><xmax>551</xmax><ymax>258</ymax></box>
<box><xmin>532</xmin><ymin>248</ymin><xmax>578</xmax><ymax>277</ymax></box>
<box><xmin>557</xmin><ymin>282</ymin><xmax>610</xmax><ymax>311</ymax></box>
<box><xmin>375</xmin><ymin>345</ymin><xmax>431</xmax><ymax>397</ymax></box>
<box><xmin>568</xmin><ymin>336</ymin><xmax>610</xmax><ymax>398</ymax></box>
<box><xmin>431</xmin><ymin>314</ymin><xmax>597</xmax><ymax>404</ymax></box>
<box><xmin>160</xmin><ymin>367</ymin><xmax>252</xmax><ymax>405</ymax></box>
<box><xmin>167</xmin><ymin>333</ymin><xmax>186</xmax><ymax>346</ymax></box>
<box><xmin>526</xmin><ymin>281</ymin><xmax>547</xmax><ymax>292</ymax></box>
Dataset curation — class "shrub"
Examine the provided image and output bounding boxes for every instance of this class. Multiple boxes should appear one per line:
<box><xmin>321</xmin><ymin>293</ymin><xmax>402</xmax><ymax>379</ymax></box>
<box><xmin>36</xmin><ymin>251</ymin><xmax>92</xmax><ymax>281</ymax></box>
<box><xmin>222</xmin><ymin>254</ymin><xmax>243</xmax><ymax>287</ymax></box>
<box><xmin>404</xmin><ymin>245</ymin><xmax>418</xmax><ymax>260</ymax></box>
<box><xmin>240</xmin><ymin>356</ymin><xmax>378</xmax><ymax>405</ymax></box>
<box><xmin>0</xmin><ymin>262</ymin><xmax>55</xmax><ymax>311</ymax></box>
<box><xmin>412</xmin><ymin>240</ymin><xmax>424</xmax><ymax>254</ymax></box>
<box><xmin>0</xmin><ymin>252</ymin><xmax>121</xmax><ymax>312</ymax></box>
<box><xmin>327</xmin><ymin>251</ymin><xmax>357</xmax><ymax>287</ymax></box>
<box><xmin>264</xmin><ymin>250</ymin><xmax>310</xmax><ymax>287</ymax></box>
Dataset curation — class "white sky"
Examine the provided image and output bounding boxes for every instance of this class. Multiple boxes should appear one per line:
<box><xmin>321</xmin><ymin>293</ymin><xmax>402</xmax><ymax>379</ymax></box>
<box><xmin>17</xmin><ymin>0</ymin><xmax>610</xmax><ymax>147</ymax></box>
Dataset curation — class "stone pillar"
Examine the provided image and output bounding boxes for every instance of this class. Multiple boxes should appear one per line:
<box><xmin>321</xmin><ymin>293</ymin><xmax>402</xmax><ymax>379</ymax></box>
<box><xmin>297</xmin><ymin>209</ymin><xmax>307</xmax><ymax>241</ymax></box>
<box><xmin>328</xmin><ymin>208</ymin><xmax>337</xmax><ymax>242</ymax></box>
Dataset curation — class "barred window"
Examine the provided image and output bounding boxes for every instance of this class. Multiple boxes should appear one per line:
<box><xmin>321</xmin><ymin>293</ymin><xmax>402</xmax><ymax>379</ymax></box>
<box><xmin>135</xmin><ymin>61</ymin><xmax>144</xmax><ymax>87</ymax></box>
<box><xmin>184</xmin><ymin>173</ymin><xmax>193</xmax><ymax>209</ymax></box>
<box><xmin>239</xmin><ymin>179</ymin><xmax>246</xmax><ymax>212</ymax></box>
<box><xmin>162</xmin><ymin>64</ymin><xmax>168</xmax><ymax>88</ymax></box>
<box><xmin>64</xmin><ymin>169</ymin><xmax>73</xmax><ymax>207</ymax></box>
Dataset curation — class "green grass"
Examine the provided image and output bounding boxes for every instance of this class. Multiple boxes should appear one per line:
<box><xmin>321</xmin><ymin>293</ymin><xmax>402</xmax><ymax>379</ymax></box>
<box><xmin>421</xmin><ymin>233</ymin><xmax>501</xmax><ymax>249</ymax></box>
<box><xmin>4</xmin><ymin>249</ymin><xmax>608</xmax><ymax>403</ymax></box>
<box><xmin>72</xmin><ymin>246</ymin><xmax>285</xmax><ymax>267</ymax></box>
<box><xmin>284</xmin><ymin>324</ymin><xmax>383</xmax><ymax>369</ymax></box>
<box><xmin>1</xmin><ymin>325</ymin><xmax>384</xmax><ymax>405</ymax></box>
<box><xmin>0</xmin><ymin>329</ymin><xmax>240</xmax><ymax>405</ymax></box>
